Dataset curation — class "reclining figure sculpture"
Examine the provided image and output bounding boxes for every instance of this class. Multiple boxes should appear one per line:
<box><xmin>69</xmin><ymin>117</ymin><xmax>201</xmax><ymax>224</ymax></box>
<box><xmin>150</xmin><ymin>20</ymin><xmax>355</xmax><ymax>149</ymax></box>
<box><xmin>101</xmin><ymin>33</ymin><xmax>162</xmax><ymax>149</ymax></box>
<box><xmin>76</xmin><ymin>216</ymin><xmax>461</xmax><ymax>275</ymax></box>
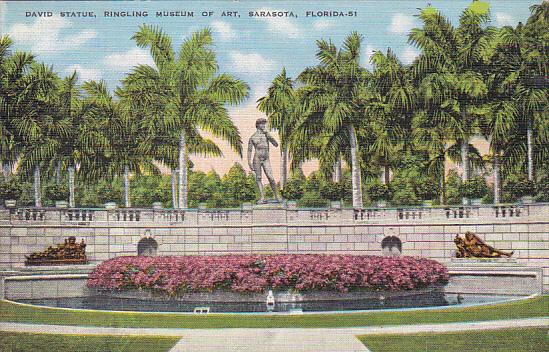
<box><xmin>25</xmin><ymin>236</ymin><xmax>87</xmax><ymax>265</ymax></box>
<box><xmin>454</xmin><ymin>232</ymin><xmax>513</xmax><ymax>258</ymax></box>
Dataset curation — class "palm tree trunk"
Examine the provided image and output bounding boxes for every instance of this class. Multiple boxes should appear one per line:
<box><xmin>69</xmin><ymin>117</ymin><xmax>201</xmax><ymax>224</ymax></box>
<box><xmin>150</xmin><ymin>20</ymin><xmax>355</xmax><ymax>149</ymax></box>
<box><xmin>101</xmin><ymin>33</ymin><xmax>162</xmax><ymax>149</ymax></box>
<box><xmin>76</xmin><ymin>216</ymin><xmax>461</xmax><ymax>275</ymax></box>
<box><xmin>527</xmin><ymin>117</ymin><xmax>534</xmax><ymax>181</ymax></box>
<box><xmin>332</xmin><ymin>157</ymin><xmax>341</xmax><ymax>183</ymax></box>
<box><xmin>68</xmin><ymin>165</ymin><xmax>75</xmax><ymax>208</ymax></box>
<box><xmin>280</xmin><ymin>146</ymin><xmax>288</xmax><ymax>187</ymax></box>
<box><xmin>34</xmin><ymin>165</ymin><xmax>41</xmax><ymax>208</ymax></box>
<box><xmin>460</xmin><ymin>140</ymin><xmax>470</xmax><ymax>181</ymax></box>
<box><xmin>178</xmin><ymin>130</ymin><xmax>188</xmax><ymax>209</ymax></box>
<box><xmin>171</xmin><ymin>169</ymin><xmax>178</xmax><ymax>208</ymax></box>
<box><xmin>439</xmin><ymin>155</ymin><xmax>446</xmax><ymax>205</ymax></box>
<box><xmin>348</xmin><ymin>125</ymin><xmax>363</xmax><ymax>209</ymax></box>
<box><xmin>2</xmin><ymin>163</ymin><xmax>11</xmax><ymax>180</ymax></box>
<box><xmin>55</xmin><ymin>161</ymin><xmax>61</xmax><ymax>185</ymax></box>
<box><xmin>124</xmin><ymin>165</ymin><xmax>131</xmax><ymax>208</ymax></box>
<box><xmin>493</xmin><ymin>154</ymin><xmax>501</xmax><ymax>204</ymax></box>
<box><xmin>460</xmin><ymin>139</ymin><xmax>470</xmax><ymax>205</ymax></box>
<box><xmin>383</xmin><ymin>163</ymin><xmax>390</xmax><ymax>185</ymax></box>
<box><xmin>439</xmin><ymin>172</ymin><xmax>446</xmax><ymax>205</ymax></box>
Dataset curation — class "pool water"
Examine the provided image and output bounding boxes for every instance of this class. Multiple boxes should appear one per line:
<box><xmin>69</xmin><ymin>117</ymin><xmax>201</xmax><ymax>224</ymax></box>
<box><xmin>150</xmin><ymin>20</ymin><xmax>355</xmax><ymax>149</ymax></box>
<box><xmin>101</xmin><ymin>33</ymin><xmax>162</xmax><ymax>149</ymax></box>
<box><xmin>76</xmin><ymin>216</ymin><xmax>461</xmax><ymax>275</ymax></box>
<box><xmin>15</xmin><ymin>293</ymin><xmax>520</xmax><ymax>313</ymax></box>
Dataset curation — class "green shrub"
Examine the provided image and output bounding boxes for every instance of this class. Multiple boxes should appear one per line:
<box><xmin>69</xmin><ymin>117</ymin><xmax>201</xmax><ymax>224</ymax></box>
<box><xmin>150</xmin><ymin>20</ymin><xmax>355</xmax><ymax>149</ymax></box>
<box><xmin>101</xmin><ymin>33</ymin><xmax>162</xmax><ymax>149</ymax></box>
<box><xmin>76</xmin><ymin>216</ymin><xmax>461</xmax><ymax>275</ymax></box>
<box><xmin>460</xmin><ymin>176</ymin><xmax>488</xmax><ymax>199</ymax></box>
<box><xmin>482</xmin><ymin>191</ymin><xmax>494</xmax><ymax>204</ymax></box>
<box><xmin>44</xmin><ymin>184</ymin><xmax>69</xmax><ymax>201</ymax></box>
<box><xmin>414</xmin><ymin>178</ymin><xmax>439</xmax><ymax>200</ymax></box>
<box><xmin>281</xmin><ymin>178</ymin><xmax>304</xmax><ymax>200</ymax></box>
<box><xmin>392</xmin><ymin>186</ymin><xmax>421</xmax><ymax>206</ymax></box>
<box><xmin>445</xmin><ymin>171</ymin><xmax>462</xmax><ymax>205</ymax></box>
<box><xmin>222</xmin><ymin>163</ymin><xmax>256</xmax><ymax>206</ymax></box>
<box><xmin>367</xmin><ymin>182</ymin><xmax>391</xmax><ymax>201</ymax></box>
<box><xmin>91</xmin><ymin>180</ymin><xmax>122</xmax><ymax>206</ymax></box>
<box><xmin>535</xmin><ymin>175</ymin><xmax>549</xmax><ymax>202</ymax></box>
<box><xmin>131</xmin><ymin>175</ymin><xmax>171</xmax><ymax>207</ymax></box>
<box><xmin>504</xmin><ymin>175</ymin><xmax>536</xmax><ymax>199</ymax></box>
<box><xmin>319</xmin><ymin>181</ymin><xmax>346</xmax><ymax>201</ymax></box>
<box><xmin>0</xmin><ymin>178</ymin><xmax>23</xmax><ymax>201</ymax></box>
<box><xmin>298</xmin><ymin>191</ymin><xmax>328</xmax><ymax>208</ymax></box>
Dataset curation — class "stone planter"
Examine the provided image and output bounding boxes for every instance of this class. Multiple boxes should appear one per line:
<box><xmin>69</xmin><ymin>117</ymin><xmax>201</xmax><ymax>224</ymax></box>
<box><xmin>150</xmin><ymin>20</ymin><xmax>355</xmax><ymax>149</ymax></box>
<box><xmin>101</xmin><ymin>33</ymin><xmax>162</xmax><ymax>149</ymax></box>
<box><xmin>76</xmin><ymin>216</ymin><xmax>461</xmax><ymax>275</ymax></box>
<box><xmin>4</xmin><ymin>199</ymin><xmax>16</xmax><ymax>208</ymax></box>
<box><xmin>376</xmin><ymin>200</ymin><xmax>387</xmax><ymax>208</ymax></box>
<box><xmin>104</xmin><ymin>202</ymin><xmax>117</xmax><ymax>210</ymax></box>
<box><xmin>286</xmin><ymin>201</ymin><xmax>297</xmax><ymax>210</ymax></box>
<box><xmin>152</xmin><ymin>202</ymin><xmax>163</xmax><ymax>209</ymax></box>
<box><xmin>470</xmin><ymin>198</ymin><xmax>482</xmax><ymax>206</ymax></box>
<box><xmin>55</xmin><ymin>200</ymin><xmax>69</xmax><ymax>208</ymax></box>
<box><xmin>521</xmin><ymin>196</ymin><xmax>534</xmax><ymax>204</ymax></box>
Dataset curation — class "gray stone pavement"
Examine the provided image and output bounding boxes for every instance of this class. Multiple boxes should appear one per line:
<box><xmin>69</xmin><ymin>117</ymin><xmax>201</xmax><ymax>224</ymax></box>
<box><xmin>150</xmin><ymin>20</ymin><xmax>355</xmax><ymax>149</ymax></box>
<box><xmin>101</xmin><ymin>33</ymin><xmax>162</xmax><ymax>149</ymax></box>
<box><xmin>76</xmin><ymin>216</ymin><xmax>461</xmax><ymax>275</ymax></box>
<box><xmin>0</xmin><ymin>318</ymin><xmax>547</xmax><ymax>352</ymax></box>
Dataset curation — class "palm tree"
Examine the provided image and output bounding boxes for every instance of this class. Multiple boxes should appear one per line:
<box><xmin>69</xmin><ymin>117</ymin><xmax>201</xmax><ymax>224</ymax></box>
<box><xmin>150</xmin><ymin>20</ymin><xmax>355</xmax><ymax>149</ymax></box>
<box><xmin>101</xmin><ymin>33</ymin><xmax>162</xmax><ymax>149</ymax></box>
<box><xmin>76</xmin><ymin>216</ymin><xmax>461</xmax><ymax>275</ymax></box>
<box><xmin>497</xmin><ymin>4</ymin><xmax>548</xmax><ymax>181</ymax></box>
<box><xmin>0</xmin><ymin>35</ymin><xmax>35</xmax><ymax>180</ymax></box>
<box><xmin>16</xmin><ymin>64</ymin><xmax>68</xmax><ymax>207</ymax></box>
<box><xmin>413</xmin><ymin>108</ymin><xmax>485</xmax><ymax>205</ymax></box>
<box><xmin>257</xmin><ymin>68</ymin><xmax>299</xmax><ymax>187</ymax></box>
<box><xmin>412</xmin><ymin>111</ymin><xmax>448</xmax><ymax>204</ymax></box>
<box><xmin>481</xmin><ymin>101</ymin><xmax>517</xmax><ymax>204</ymax></box>
<box><xmin>409</xmin><ymin>3</ymin><xmax>495</xmax><ymax>203</ymax></box>
<box><xmin>47</xmin><ymin>71</ymin><xmax>83</xmax><ymax>207</ymax></box>
<box><xmin>131</xmin><ymin>25</ymin><xmax>248</xmax><ymax>208</ymax></box>
<box><xmin>120</xmin><ymin>63</ymin><xmax>226</xmax><ymax>208</ymax></box>
<box><xmin>368</xmin><ymin>48</ymin><xmax>416</xmax><ymax>185</ymax></box>
<box><xmin>298</xmin><ymin>32</ymin><xmax>369</xmax><ymax>208</ymax></box>
<box><xmin>80</xmin><ymin>80</ymin><xmax>158</xmax><ymax>208</ymax></box>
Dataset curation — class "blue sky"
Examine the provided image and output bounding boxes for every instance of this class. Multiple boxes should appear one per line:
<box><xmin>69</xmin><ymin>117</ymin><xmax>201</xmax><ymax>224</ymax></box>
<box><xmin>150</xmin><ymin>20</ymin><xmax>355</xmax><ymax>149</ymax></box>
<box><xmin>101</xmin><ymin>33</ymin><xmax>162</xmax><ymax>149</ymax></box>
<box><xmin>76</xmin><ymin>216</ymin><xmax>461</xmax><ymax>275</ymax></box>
<box><xmin>0</xmin><ymin>0</ymin><xmax>538</xmax><ymax>175</ymax></box>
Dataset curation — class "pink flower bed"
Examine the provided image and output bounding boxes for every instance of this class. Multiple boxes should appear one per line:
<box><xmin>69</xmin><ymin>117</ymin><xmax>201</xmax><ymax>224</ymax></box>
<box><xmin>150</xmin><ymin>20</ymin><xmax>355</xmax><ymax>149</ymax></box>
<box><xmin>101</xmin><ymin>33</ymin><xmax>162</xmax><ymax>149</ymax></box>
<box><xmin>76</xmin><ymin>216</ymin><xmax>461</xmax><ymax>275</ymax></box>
<box><xmin>87</xmin><ymin>255</ymin><xmax>448</xmax><ymax>294</ymax></box>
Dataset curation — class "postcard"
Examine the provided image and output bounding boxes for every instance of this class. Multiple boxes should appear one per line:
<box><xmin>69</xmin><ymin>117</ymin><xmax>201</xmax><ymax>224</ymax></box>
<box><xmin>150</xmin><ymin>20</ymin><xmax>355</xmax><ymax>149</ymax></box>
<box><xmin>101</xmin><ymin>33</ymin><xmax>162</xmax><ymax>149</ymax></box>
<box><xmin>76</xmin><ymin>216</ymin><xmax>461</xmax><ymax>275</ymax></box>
<box><xmin>0</xmin><ymin>1</ymin><xmax>547</xmax><ymax>351</ymax></box>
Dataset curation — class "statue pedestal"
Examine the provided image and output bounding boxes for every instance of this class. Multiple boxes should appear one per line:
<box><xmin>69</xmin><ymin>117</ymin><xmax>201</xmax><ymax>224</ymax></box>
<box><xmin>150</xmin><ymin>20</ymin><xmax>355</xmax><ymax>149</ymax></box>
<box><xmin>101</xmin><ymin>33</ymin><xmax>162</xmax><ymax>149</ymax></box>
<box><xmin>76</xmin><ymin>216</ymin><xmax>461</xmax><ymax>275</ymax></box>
<box><xmin>446</xmin><ymin>259</ymin><xmax>542</xmax><ymax>295</ymax></box>
<box><xmin>450</xmin><ymin>257</ymin><xmax>518</xmax><ymax>265</ymax></box>
<box><xmin>251</xmin><ymin>202</ymin><xmax>287</xmax><ymax>224</ymax></box>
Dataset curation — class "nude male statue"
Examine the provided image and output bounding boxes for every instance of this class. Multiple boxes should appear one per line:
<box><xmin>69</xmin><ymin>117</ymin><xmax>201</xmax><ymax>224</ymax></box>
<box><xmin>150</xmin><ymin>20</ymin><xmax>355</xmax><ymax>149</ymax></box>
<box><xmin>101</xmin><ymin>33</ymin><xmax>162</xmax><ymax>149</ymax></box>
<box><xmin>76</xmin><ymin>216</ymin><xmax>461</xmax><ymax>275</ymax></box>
<box><xmin>248</xmin><ymin>118</ymin><xmax>280</xmax><ymax>204</ymax></box>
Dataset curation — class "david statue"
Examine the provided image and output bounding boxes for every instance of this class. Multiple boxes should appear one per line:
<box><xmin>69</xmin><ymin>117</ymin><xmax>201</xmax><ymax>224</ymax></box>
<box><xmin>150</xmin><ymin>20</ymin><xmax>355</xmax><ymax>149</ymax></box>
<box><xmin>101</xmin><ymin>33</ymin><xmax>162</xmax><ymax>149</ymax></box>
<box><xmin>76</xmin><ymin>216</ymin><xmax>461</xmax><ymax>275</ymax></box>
<box><xmin>248</xmin><ymin>118</ymin><xmax>281</xmax><ymax>204</ymax></box>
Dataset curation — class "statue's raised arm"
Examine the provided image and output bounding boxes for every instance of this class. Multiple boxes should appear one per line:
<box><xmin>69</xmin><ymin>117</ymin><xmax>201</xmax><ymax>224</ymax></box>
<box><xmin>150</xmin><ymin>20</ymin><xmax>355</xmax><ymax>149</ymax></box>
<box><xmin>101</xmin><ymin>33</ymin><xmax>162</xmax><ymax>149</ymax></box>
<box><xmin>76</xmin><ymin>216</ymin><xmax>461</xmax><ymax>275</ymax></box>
<box><xmin>265</xmin><ymin>132</ymin><xmax>278</xmax><ymax>147</ymax></box>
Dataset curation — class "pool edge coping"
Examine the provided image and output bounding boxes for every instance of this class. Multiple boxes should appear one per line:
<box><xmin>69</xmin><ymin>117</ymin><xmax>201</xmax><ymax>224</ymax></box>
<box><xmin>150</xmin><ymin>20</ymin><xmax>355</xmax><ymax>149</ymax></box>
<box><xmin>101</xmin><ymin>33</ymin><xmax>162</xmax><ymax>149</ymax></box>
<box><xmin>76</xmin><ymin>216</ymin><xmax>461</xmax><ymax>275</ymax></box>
<box><xmin>1</xmin><ymin>293</ymin><xmax>541</xmax><ymax>317</ymax></box>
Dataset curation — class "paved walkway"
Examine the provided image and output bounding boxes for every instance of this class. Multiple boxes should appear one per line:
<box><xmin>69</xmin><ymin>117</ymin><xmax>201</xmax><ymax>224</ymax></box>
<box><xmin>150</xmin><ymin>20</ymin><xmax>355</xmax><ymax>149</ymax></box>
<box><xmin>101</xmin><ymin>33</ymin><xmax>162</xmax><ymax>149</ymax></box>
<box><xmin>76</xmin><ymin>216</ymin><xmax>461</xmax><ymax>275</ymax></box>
<box><xmin>1</xmin><ymin>318</ymin><xmax>547</xmax><ymax>352</ymax></box>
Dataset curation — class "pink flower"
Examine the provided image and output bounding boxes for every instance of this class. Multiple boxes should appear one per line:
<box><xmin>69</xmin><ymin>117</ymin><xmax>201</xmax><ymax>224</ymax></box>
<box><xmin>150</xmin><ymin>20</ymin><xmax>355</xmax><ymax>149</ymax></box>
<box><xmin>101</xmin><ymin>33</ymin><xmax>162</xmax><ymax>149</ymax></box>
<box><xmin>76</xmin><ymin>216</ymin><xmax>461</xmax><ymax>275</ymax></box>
<box><xmin>87</xmin><ymin>254</ymin><xmax>448</xmax><ymax>294</ymax></box>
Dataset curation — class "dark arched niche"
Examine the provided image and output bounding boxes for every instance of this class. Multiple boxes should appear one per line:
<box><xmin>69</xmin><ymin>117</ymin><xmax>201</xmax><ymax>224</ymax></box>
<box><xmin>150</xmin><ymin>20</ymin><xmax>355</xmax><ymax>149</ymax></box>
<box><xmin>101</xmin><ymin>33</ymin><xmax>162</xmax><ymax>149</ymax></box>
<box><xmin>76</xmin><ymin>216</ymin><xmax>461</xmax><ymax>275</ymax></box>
<box><xmin>137</xmin><ymin>237</ymin><xmax>158</xmax><ymax>256</ymax></box>
<box><xmin>381</xmin><ymin>236</ymin><xmax>402</xmax><ymax>257</ymax></box>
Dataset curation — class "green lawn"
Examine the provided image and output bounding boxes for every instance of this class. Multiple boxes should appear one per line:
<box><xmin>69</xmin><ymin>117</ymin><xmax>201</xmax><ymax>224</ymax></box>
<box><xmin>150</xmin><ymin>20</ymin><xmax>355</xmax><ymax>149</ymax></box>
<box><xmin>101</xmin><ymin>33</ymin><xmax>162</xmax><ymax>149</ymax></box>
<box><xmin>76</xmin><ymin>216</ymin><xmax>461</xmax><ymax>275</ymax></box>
<box><xmin>0</xmin><ymin>296</ymin><xmax>547</xmax><ymax>329</ymax></box>
<box><xmin>359</xmin><ymin>328</ymin><xmax>549</xmax><ymax>352</ymax></box>
<box><xmin>0</xmin><ymin>332</ymin><xmax>179</xmax><ymax>352</ymax></box>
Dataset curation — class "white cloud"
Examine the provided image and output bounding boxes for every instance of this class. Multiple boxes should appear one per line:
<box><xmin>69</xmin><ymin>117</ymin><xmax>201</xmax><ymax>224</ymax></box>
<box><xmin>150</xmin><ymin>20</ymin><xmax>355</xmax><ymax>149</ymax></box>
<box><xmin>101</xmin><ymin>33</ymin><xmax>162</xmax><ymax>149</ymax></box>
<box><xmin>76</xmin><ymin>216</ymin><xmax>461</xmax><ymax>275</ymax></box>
<box><xmin>251</xmin><ymin>82</ymin><xmax>271</xmax><ymax>102</ymax></box>
<box><xmin>66</xmin><ymin>30</ymin><xmax>96</xmax><ymax>48</ymax></box>
<box><xmin>103</xmin><ymin>48</ymin><xmax>156</xmax><ymax>72</ymax></box>
<box><xmin>389</xmin><ymin>13</ymin><xmax>416</xmax><ymax>35</ymax></box>
<box><xmin>210</xmin><ymin>21</ymin><xmax>236</xmax><ymax>41</ymax></box>
<box><xmin>254</xmin><ymin>7</ymin><xmax>300</xmax><ymax>38</ymax></box>
<box><xmin>361</xmin><ymin>44</ymin><xmax>379</xmax><ymax>69</ymax></box>
<box><xmin>313</xmin><ymin>19</ymin><xmax>335</xmax><ymax>31</ymax></box>
<box><xmin>228</xmin><ymin>51</ymin><xmax>275</xmax><ymax>74</ymax></box>
<box><xmin>495</xmin><ymin>12</ymin><xmax>515</xmax><ymax>26</ymax></box>
<box><xmin>65</xmin><ymin>64</ymin><xmax>102</xmax><ymax>82</ymax></box>
<box><xmin>9</xmin><ymin>16</ymin><xmax>95</xmax><ymax>54</ymax></box>
<box><xmin>400</xmin><ymin>47</ymin><xmax>419</xmax><ymax>65</ymax></box>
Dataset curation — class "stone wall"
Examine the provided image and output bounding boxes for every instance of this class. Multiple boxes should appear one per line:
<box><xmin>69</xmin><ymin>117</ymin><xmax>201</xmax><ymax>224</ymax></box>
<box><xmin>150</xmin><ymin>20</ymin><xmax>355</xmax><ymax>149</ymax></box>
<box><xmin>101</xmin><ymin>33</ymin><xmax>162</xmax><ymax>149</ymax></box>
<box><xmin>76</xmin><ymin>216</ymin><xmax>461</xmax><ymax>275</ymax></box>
<box><xmin>1</xmin><ymin>203</ymin><xmax>548</xmax><ymax>291</ymax></box>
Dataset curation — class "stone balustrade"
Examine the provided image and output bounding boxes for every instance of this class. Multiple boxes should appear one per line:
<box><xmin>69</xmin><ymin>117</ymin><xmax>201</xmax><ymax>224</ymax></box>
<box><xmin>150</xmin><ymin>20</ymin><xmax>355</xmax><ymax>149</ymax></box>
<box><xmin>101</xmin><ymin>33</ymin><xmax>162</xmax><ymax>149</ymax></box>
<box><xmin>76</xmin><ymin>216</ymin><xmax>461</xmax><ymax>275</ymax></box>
<box><xmin>2</xmin><ymin>203</ymin><xmax>547</xmax><ymax>227</ymax></box>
